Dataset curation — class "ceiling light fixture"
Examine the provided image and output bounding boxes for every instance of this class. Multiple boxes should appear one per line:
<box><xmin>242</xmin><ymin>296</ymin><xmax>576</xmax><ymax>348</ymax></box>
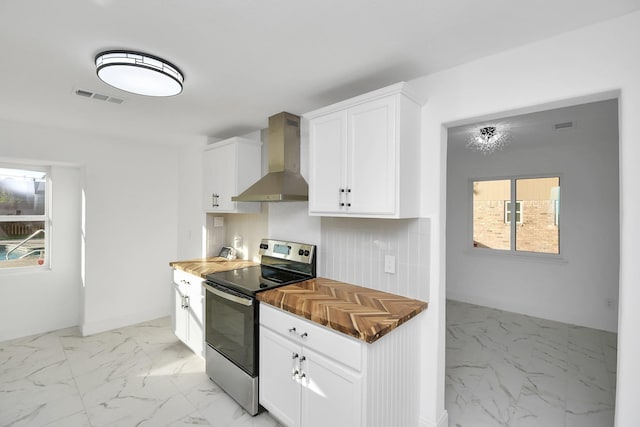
<box><xmin>95</xmin><ymin>50</ymin><xmax>184</xmax><ymax>97</ymax></box>
<box><xmin>467</xmin><ymin>124</ymin><xmax>510</xmax><ymax>154</ymax></box>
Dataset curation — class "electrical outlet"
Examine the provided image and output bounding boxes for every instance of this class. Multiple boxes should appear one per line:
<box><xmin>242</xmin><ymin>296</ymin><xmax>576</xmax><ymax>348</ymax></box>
<box><xmin>384</xmin><ymin>255</ymin><xmax>396</xmax><ymax>274</ymax></box>
<box><xmin>213</xmin><ymin>216</ymin><xmax>224</xmax><ymax>227</ymax></box>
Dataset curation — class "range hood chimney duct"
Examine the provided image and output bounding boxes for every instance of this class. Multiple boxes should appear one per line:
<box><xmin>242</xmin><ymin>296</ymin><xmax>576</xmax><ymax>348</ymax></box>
<box><xmin>232</xmin><ymin>112</ymin><xmax>308</xmax><ymax>202</ymax></box>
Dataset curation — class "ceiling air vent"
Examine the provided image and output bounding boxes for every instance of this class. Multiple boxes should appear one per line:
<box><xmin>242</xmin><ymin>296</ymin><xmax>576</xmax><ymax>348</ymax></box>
<box><xmin>76</xmin><ymin>89</ymin><xmax>92</xmax><ymax>97</ymax></box>
<box><xmin>554</xmin><ymin>121</ymin><xmax>574</xmax><ymax>130</ymax></box>
<box><xmin>74</xmin><ymin>89</ymin><xmax>124</xmax><ymax>104</ymax></box>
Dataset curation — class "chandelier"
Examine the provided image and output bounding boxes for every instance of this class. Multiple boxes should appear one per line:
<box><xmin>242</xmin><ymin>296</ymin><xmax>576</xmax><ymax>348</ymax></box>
<box><xmin>467</xmin><ymin>124</ymin><xmax>509</xmax><ymax>154</ymax></box>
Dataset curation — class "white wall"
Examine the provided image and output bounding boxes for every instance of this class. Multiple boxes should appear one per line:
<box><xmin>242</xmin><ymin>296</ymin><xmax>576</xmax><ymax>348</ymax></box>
<box><xmin>177</xmin><ymin>139</ymin><xmax>207</xmax><ymax>260</ymax></box>
<box><xmin>268</xmin><ymin>202</ymin><xmax>321</xmax><ymax>246</ymax></box>
<box><xmin>0</xmin><ymin>164</ymin><xmax>81</xmax><ymax>341</ymax></box>
<box><xmin>0</xmin><ymin>119</ymin><xmax>181</xmax><ymax>339</ymax></box>
<box><xmin>446</xmin><ymin>100</ymin><xmax>619</xmax><ymax>332</ymax></box>
<box><xmin>410</xmin><ymin>10</ymin><xmax>640</xmax><ymax>426</ymax></box>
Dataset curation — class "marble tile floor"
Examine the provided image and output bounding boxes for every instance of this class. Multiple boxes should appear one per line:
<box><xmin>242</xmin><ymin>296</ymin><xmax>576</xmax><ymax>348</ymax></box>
<box><xmin>0</xmin><ymin>317</ymin><xmax>283</xmax><ymax>427</ymax></box>
<box><xmin>446</xmin><ymin>300</ymin><xmax>617</xmax><ymax>427</ymax></box>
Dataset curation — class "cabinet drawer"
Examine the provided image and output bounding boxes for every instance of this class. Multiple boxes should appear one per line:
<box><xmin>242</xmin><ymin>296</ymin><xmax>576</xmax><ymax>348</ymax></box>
<box><xmin>173</xmin><ymin>269</ymin><xmax>204</xmax><ymax>287</ymax></box>
<box><xmin>260</xmin><ymin>304</ymin><xmax>362</xmax><ymax>371</ymax></box>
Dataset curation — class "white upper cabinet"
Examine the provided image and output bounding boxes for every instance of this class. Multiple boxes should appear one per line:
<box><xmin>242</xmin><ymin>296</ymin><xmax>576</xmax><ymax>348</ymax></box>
<box><xmin>202</xmin><ymin>137</ymin><xmax>262</xmax><ymax>213</ymax></box>
<box><xmin>305</xmin><ymin>82</ymin><xmax>422</xmax><ymax>218</ymax></box>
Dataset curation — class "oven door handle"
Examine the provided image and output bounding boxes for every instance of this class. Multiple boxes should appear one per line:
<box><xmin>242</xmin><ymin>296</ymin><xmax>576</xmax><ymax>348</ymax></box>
<box><xmin>203</xmin><ymin>282</ymin><xmax>253</xmax><ymax>306</ymax></box>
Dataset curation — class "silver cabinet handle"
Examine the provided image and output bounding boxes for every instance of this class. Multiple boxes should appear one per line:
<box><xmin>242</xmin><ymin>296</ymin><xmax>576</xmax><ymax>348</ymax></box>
<box><xmin>183</xmin><ymin>295</ymin><xmax>190</xmax><ymax>309</ymax></box>
<box><xmin>287</xmin><ymin>326</ymin><xmax>308</xmax><ymax>340</ymax></box>
<box><xmin>212</xmin><ymin>193</ymin><xmax>219</xmax><ymax>207</ymax></box>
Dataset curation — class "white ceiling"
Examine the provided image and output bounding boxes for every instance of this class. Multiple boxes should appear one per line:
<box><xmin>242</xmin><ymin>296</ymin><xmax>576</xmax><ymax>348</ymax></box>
<box><xmin>447</xmin><ymin>98</ymin><xmax>618</xmax><ymax>153</ymax></box>
<box><xmin>1</xmin><ymin>0</ymin><xmax>639</xmax><ymax>145</ymax></box>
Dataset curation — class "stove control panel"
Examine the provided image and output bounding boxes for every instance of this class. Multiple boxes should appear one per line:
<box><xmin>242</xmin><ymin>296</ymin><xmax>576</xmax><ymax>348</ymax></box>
<box><xmin>258</xmin><ymin>239</ymin><xmax>315</xmax><ymax>265</ymax></box>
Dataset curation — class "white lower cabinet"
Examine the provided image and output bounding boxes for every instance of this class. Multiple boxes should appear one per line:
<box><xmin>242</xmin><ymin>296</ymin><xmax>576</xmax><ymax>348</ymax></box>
<box><xmin>172</xmin><ymin>269</ymin><xmax>204</xmax><ymax>358</ymax></box>
<box><xmin>259</xmin><ymin>304</ymin><xmax>421</xmax><ymax>427</ymax></box>
<box><xmin>300</xmin><ymin>347</ymin><xmax>362</xmax><ymax>427</ymax></box>
<box><xmin>259</xmin><ymin>327</ymin><xmax>302</xmax><ymax>426</ymax></box>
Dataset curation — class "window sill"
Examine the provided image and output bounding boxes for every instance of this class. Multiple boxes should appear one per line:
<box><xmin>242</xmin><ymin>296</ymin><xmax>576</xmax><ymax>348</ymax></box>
<box><xmin>464</xmin><ymin>248</ymin><xmax>568</xmax><ymax>264</ymax></box>
<box><xmin>0</xmin><ymin>263</ymin><xmax>51</xmax><ymax>276</ymax></box>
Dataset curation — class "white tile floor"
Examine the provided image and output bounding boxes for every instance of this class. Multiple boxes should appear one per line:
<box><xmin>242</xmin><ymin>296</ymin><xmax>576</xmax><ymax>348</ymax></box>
<box><xmin>0</xmin><ymin>317</ymin><xmax>283</xmax><ymax>427</ymax></box>
<box><xmin>1</xmin><ymin>303</ymin><xmax>617</xmax><ymax>427</ymax></box>
<box><xmin>446</xmin><ymin>300</ymin><xmax>617</xmax><ymax>427</ymax></box>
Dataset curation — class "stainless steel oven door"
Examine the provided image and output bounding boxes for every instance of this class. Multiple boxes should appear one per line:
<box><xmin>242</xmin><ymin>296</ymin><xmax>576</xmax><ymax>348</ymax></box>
<box><xmin>203</xmin><ymin>281</ymin><xmax>257</xmax><ymax>376</ymax></box>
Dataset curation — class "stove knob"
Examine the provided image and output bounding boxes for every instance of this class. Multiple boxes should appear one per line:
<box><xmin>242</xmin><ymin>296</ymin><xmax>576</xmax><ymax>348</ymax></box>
<box><xmin>298</xmin><ymin>249</ymin><xmax>304</xmax><ymax>256</ymax></box>
<box><xmin>304</xmin><ymin>250</ymin><xmax>310</xmax><ymax>256</ymax></box>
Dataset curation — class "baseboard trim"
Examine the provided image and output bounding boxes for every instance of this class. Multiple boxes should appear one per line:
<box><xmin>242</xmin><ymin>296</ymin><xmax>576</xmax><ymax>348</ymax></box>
<box><xmin>420</xmin><ymin>410</ymin><xmax>448</xmax><ymax>427</ymax></box>
<box><xmin>81</xmin><ymin>306</ymin><xmax>169</xmax><ymax>336</ymax></box>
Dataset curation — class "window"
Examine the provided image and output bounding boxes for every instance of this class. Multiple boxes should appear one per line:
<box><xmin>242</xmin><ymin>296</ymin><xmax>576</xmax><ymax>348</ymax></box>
<box><xmin>473</xmin><ymin>176</ymin><xmax>560</xmax><ymax>255</ymax></box>
<box><xmin>504</xmin><ymin>200</ymin><xmax>523</xmax><ymax>224</ymax></box>
<box><xmin>0</xmin><ymin>166</ymin><xmax>49</xmax><ymax>269</ymax></box>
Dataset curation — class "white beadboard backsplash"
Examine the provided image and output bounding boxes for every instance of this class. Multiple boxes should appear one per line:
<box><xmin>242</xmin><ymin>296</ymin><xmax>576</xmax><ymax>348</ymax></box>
<box><xmin>320</xmin><ymin>217</ymin><xmax>430</xmax><ymax>301</ymax></box>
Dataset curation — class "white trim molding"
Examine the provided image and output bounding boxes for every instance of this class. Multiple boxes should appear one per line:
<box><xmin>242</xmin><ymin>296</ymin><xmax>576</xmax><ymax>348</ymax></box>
<box><xmin>420</xmin><ymin>410</ymin><xmax>448</xmax><ymax>427</ymax></box>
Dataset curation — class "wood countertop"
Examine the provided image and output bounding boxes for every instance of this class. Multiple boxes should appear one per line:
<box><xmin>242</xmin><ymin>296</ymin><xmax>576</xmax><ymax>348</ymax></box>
<box><xmin>257</xmin><ymin>277</ymin><xmax>427</xmax><ymax>344</ymax></box>
<box><xmin>169</xmin><ymin>257</ymin><xmax>258</xmax><ymax>278</ymax></box>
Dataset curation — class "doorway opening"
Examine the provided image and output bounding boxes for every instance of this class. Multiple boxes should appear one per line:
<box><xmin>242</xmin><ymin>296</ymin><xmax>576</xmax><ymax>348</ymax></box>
<box><xmin>444</xmin><ymin>98</ymin><xmax>620</xmax><ymax>425</ymax></box>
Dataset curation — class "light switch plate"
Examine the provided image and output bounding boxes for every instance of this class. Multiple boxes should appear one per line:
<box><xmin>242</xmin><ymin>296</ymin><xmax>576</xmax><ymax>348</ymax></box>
<box><xmin>384</xmin><ymin>255</ymin><xmax>396</xmax><ymax>274</ymax></box>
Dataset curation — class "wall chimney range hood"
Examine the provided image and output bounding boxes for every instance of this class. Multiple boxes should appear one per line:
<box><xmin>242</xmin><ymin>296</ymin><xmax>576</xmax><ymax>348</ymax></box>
<box><xmin>232</xmin><ymin>112</ymin><xmax>308</xmax><ymax>202</ymax></box>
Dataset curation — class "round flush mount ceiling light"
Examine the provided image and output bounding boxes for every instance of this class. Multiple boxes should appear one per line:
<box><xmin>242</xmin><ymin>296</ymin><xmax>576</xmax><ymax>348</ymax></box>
<box><xmin>95</xmin><ymin>50</ymin><xmax>184</xmax><ymax>97</ymax></box>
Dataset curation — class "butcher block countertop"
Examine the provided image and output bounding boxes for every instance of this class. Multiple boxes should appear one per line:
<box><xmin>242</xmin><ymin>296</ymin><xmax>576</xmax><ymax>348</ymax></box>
<box><xmin>169</xmin><ymin>257</ymin><xmax>258</xmax><ymax>278</ymax></box>
<box><xmin>257</xmin><ymin>277</ymin><xmax>427</xmax><ymax>344</ymax></box>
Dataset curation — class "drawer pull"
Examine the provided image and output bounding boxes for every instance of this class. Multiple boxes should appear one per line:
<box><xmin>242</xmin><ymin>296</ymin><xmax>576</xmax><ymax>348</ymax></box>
<box><xmin>288</xmin><ymin>327</ymin><xmax>297</xmax><ymax>334</ymax></box>
<box><xmin>292</xmin><ymin>352</ymin><xmax>299</xmax><ymax>360</ymax></box>
<box><xmin>299</xmin><ymin>332</ymin><xmax>308</xmax><ymax>339</ymax></box>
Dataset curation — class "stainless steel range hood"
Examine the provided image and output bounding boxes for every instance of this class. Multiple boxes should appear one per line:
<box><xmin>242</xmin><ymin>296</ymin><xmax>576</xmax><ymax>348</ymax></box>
<box><xmin>232</xmin><ymin>112</ymin><xmax>308</xmax><ymax>202</ymax></box>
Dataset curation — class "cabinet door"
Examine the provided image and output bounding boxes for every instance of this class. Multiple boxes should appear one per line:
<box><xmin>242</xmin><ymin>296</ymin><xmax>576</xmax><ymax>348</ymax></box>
<box><xmin>203</xmin><ymin>142</ymin><xmax>237</xmax><ymax>212</ymax></box>
<box><xmin>347</xmin><ymin>96</ymin><xmax>397</xmax><ymax>215</ymax></box>
<box><xmin>185</xmin><ymin>287</ymin><xmax>204</xmax><ymax>357</ymax></box>
<box><xmin>308</xmin><ymin>111</ymin><xmax>348</xmax><ymax>214</ymax></box>
<box><xmin>301</xmin><ymin>347</ymin><xmax>362</xmax><ymax>427</ymax></box>
<box><xmin>259</xmin><ymin>327</ymin><xmax>302</xmax><ymax>427</ymax></box>
<box><xmin>173</xmin><ymin>286</ymin><xmax>188</xmax><ymax>345</ymax></box>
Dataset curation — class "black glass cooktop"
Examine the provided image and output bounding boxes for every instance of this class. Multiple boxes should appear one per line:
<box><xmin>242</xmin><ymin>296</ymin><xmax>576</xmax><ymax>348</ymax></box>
<box><xmin>205</xmin><ymin>265</ymin><xmax>309</xmax><ymax>296</ymax></box>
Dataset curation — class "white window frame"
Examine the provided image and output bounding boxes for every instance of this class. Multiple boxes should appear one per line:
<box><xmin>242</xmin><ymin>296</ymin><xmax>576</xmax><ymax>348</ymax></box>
<box><xmin>0</xmin><ymin>164</ymin><xmax>51</xmax><ymax>270</ymax></box>
<box><xmin>504</xmin><ymin>200</ymin><xmax>523</xmax><ymax>224</ymax></box>
<box><xmin>471</xmin><ymin>174</ymin><xmax>562</xmax><ymax>258</ymax></box>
